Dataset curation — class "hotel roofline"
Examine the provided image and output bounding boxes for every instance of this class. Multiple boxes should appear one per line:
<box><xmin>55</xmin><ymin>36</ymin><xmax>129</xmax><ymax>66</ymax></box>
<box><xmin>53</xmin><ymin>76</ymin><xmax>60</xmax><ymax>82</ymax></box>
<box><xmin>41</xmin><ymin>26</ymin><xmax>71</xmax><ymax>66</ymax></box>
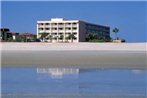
<box><xmin>37</xmin><ymin>18</ymin><xmax>109</xmax><ymax>28</ymax></box>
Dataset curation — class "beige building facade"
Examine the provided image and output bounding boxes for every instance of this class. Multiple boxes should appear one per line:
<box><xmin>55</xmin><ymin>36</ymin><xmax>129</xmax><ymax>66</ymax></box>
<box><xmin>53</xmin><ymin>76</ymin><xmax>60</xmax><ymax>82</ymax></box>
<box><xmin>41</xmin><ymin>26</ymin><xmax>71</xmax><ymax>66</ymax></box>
<box><xmin>37</xmin><ymin>18</ymin><xmax>110</xmax><ymax>42</ymax></box>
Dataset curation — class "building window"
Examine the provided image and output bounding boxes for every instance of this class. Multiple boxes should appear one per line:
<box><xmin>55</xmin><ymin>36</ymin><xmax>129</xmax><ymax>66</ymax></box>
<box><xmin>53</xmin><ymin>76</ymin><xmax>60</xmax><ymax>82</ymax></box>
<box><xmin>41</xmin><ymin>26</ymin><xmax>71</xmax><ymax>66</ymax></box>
<box><xmin>65</xmin><ymin>23</ymin><xmax>71</xmax><ymax>25</ymax></box>
<box><xmin>59</xmin><ymin>28</ymin><xmax>63</xmax><ymax>30</ymax></box>
<box><xmin>68</xmin><ymin>23</ymin><xmax>71</xmax><ymax>25</ymax></box>
<box><xmin>72</xmin><ymin>22</ymin><xmax>77</xmax><ymax>25</ymax></box>
<box><xmin>65</xmin><ymin>32</ymin><xmax>71</xmax><ymax>35</ymax></box>
<box><xmin>59</xmin><ymin>23</ymin><xmax>63</xmax><ymax>25</ymax></box>
<box><xmin>73</xmin><ymin>32</ymin><xmax>77</xmax><ymax>35</ymax></box>
<box><xmin>73</xmin><ymin>27</ymin><xmax>77</xmax><ymax>30</ymax></box>
<box><xmin>59</xmin><ymin>33</ymin><xmax>63</xmax><ymax>35</ymax></box>
<box><xmin>45</xmin><ymin>23</ymin><xmax>50</xmax><ymax>25</ymax></box>
<box><xmin>45</xmin><ymin>28</ymin><xmax>50</xmax><ymax>30</ymax></box>
<box><xmin>52</xmin><ymin>28</ymin><xmax>57</xmax><ymax>30</ymax></box>
<box><xmin>74</xmin><ymin>37</ymin><xmax>77</xmax><ymax>40</ymax></box>
<box><xmin>53</xmin><ymin>33</ymin><xmax>57</xmax><ymax>35</ymax></box>
<box><xmin>39</xmin><ymin>28</ymin><xmax>43</xmax><ymax>30</ymax></box>
<box><xmin>52</xmin><ymin>23</ymin><xmax>57</xmax><ymax>25</ymax></box>
<box><xmin>38</xmin><ymin>23</ymin><xmax>44</xmax><ymax>26</ymax></box>
<box><xmin>66</xmin><ymin>27</ymin><xmax>71</xmax><ymax>30</ymax></box>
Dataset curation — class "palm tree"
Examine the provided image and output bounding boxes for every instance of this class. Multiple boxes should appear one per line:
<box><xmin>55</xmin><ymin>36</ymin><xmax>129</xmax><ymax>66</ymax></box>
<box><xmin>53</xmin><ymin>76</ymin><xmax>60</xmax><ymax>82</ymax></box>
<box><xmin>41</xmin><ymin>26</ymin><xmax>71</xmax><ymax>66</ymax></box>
<box><xmin>59</xmin><ymin>35</ymin><xmax>64</xmax><ymax>42</ymax></box>
<box><xmin>86</xmin><ymin>33</ymin><xmax>98</xmax><ymax>41</ymax></box>
<box><xmin>65</xmin><ymin>36</ymin><xmax>69</xmax><ymax>42</ymax></box>
<box><xmin>53</xmin><ymin>36</ymin><xmax>58</xmax><ymax>42</ymax></box>
<box><xmin>40</xmin><ymin>32</ymin><xmax>48</xmax><ymax>42</ymax></box>
<box><xmin>112</xmin><ymin>28</ymin><xmax>119</xmax><ymax>40</ymax></box>
<box><xmin>68</xmin><ymin>33</ymin><xmax>76</xmax><ymax>42</ymax></box>
<box><xmin>48</xmin><ymin>34</ymin><xmax>53</xmax><ymax>42</ymax></box>
<box><xmin>20</xmin><ymin>34</ymin><xmax>27</xmax><ymax>42</ymax></box>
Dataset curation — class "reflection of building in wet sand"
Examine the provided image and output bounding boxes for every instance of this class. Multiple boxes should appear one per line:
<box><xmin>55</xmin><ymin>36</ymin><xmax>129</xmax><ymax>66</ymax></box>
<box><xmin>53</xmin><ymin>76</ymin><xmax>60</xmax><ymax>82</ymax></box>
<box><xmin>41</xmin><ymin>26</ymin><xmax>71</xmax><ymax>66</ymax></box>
<box><xmin>37</xmin><ymin>68</ymin><xmax>79</xmax><ymax>79</ymax></box>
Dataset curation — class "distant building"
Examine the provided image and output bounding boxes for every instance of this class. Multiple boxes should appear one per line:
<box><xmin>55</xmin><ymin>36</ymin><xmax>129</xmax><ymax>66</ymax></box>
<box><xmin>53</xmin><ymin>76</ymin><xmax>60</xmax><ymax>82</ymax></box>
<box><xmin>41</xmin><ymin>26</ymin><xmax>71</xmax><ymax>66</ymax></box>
<box><xmin>0</xmin><ymin>28</ymin><xmax>36</xmax><ymax>42</ymax></box>
<box><xmin>37</xmin><ymin>18</ymin><xmax>110</xmax><ymax>42</ymax></box>
<box><xmin>11</xmin><ymin>32</ymin><xmax>19</xmax><ymax>40</ymax></box>
<box><xmin>0</xmin><ymin>28</ymin><xmax>21</xmax><ymax>41</ymax></box>
<box><xmin>0</xmin><ymin>28</ymin><xmax>10</xmax><ymax>41</ymax></box>
<box><xmin>19</xmin><ymin>33</ymin><xmax>37</xmax><ymax>42</ymax></box>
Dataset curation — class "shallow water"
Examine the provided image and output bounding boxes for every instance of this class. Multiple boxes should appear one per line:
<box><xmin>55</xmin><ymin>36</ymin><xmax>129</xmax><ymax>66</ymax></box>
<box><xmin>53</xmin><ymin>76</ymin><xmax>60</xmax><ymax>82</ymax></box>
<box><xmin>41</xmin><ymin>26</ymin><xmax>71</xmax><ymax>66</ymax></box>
<box><xmin>1</xmin><ymin>67</ymin><xmax>146</xmax><ymax>98</ymax></box>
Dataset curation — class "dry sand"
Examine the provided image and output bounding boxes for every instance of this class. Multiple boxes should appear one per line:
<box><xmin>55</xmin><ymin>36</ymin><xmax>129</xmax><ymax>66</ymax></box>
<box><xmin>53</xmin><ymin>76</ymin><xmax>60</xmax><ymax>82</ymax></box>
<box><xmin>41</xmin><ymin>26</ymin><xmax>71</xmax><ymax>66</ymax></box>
<box><xmin>1</xmin><ymin>42</ymin><xmax>147</xmax><ymax>51</ymax></box>
<box><xmin>1</xmin><ymin>42</ymin><xmax>147</xmax><ymax>69</ymax></box>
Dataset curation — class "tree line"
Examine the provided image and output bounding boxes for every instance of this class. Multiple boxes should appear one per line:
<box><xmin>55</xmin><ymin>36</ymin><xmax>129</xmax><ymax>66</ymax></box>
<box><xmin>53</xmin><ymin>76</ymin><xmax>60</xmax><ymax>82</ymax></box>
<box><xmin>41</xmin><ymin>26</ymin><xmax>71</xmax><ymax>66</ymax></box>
<box><xmin>39</xmin><ymin>27</ymin><xmax>124</xmax><ymax>42</ymax></box>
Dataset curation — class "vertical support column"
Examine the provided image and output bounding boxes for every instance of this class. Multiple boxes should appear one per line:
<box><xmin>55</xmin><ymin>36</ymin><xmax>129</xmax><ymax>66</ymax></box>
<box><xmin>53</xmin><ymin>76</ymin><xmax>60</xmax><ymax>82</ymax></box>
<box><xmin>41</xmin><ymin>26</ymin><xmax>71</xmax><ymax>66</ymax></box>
<box><xmin>57</xmin><ymin>23</ymin><xmax>59</xmax><ymax>42</ymax></box>
<box><xmin>50</xmin><ymin>22</ymin><xmax>52</xmax><ymax>35</ymax></box>
<box><xmin>43</xmin><ymin>23</ymin><xmax>46</xmax><ymax>42</ymax></box>
<box><xmin>50</xmin><ymin>22</ymin><xmax>52</xmax><ymax>42</ymax></box>
<box><xmin>37</xmin><ymin>23</ymin><xmax>39</xmax><ymax>39</ymax></box>
<box><xmin>64</xmin><ymin>22</ymin><xmax>66</xmax><ymax>42</ymax></box>
<box><xmin>71</xmin><ymin>22</ymin><xmax>73</xmax><ymax>43</ymax></box>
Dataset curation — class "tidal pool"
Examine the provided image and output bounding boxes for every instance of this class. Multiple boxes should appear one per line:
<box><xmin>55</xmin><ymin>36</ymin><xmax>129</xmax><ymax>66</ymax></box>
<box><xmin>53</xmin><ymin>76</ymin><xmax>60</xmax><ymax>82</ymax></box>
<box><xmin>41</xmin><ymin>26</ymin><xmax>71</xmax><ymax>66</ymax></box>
<box><xmin>1</xmin><ymin>67</ymin><xmax>146</xmax><ymax>98</ymax></box>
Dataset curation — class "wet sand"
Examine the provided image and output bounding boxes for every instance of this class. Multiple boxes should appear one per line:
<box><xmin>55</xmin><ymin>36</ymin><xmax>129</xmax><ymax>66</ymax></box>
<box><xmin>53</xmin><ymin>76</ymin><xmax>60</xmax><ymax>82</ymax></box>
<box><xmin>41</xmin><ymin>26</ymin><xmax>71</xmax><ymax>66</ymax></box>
<box><xmin>2</xmin><ymin>93</ymin><xmax>145</xmax><ymax>98</ymax></box>
<box><xmin>1</xmin><ymin>50</ymin><xmax>146</xmax><ymax>69</ymax></box>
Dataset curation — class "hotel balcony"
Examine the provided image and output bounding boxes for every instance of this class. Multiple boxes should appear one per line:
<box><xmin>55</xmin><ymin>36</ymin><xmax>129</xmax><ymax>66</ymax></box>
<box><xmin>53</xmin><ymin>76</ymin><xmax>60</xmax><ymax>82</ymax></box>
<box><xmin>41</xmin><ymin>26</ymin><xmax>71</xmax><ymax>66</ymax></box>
<box><xmin>45</xmin><ymin>25</ymin><xmax>50</xmax><ymax>28</ymax></box>
<box><xmin>38</xmin><ymin>25</ymin><xmax>45</xmax><ymax>28</ymax></box>
<box><xmin>51</xmin><ymin>25</ymin><xmax>58</xmax><ymax>27</ymax></box>
<box><xmin>65</xmin><ymin>24</ymin><xmax>72</xmax><ymax>27</ymax></box>
<box><xmin>72</xmin><ymin>30</ymin><xmax>78</xmax><ymax>32</ymax></box>
<box><xmin>38</xmin><ymin>30</ymin><xmax>46</xmax><ymax>33</ymax></box>
<box><xmin>52</xmin><ymin>30</ymin><xmax>58</xmax><ymax>33</ymax></box>
<box><xmin>58</xmin><ymin>25</ymin><xmax>64</xmax><ymax>27</ymax></box>
<box><xmin>72</xmin><ymin>24</ymin><xmax>78</xmax><ymax>27</ymax></box>
<box><xmin>58</xmin><ymin>30</ymin><xmax>64</xmax><ymax>32</ymax></box>
<box><xmin>45</xmin><ymin>30</ymin><xmax>50</xmax><ymax>33</ymax></box>
<box><xmin>65</xmin><ymin>30</ymin><xmax>72</xmax><ymax>32</ymax></box>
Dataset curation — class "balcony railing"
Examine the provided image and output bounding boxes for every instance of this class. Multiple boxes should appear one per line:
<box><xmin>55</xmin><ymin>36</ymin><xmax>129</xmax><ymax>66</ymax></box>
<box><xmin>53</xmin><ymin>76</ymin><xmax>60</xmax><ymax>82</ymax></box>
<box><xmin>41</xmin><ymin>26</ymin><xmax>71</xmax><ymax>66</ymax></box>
<box><xmin>38</xmin><ymin>25</ymin><xmax>44</xmax><ymax>28</ymax></box>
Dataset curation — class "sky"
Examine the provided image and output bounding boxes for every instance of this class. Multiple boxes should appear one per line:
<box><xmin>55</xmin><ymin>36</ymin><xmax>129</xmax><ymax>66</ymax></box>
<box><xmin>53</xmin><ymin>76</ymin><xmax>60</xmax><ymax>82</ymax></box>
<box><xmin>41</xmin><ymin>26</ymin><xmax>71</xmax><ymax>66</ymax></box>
<box><xmin>1</xmin><ymin>1</ymin><xmax>147</xmax><ymax>42</ymax></box>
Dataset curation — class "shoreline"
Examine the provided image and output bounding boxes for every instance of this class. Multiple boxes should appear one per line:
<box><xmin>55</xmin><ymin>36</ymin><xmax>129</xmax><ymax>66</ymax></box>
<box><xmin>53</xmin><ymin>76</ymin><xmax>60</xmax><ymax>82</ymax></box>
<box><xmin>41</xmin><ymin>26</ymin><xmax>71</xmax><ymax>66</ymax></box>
<box><xmin>1</xmin><ymin>42</ymin><xmax>146</xmax><ymax>69</ymax></box>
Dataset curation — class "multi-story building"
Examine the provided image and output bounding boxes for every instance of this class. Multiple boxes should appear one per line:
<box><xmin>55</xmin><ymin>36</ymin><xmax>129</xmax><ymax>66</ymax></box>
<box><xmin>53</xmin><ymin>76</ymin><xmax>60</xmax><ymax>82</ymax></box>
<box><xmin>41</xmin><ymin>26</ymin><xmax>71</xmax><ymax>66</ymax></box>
<box><xmin>20</xmin><ymin>33</ymin><xmax>37</xmax><ymax>42</ymax></box>
<box><xmin>37</xmin><ymin>18</ymin><xmax>110</xmax><ymax>42</ymax></box>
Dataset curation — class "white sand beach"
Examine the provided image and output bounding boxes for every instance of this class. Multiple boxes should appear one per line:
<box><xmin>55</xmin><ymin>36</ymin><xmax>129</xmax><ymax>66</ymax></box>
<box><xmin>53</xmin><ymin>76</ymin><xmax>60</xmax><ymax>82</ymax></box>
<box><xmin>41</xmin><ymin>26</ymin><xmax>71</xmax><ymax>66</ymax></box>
<box><xmin>1</xmin><ymin>42</ymin><xmax>147</xmax><ymax>51</ymax></box>
<box><xmin>1</xmin><ymin>42</ymin><xmax>147</xmax><ymax>69</ymax></box>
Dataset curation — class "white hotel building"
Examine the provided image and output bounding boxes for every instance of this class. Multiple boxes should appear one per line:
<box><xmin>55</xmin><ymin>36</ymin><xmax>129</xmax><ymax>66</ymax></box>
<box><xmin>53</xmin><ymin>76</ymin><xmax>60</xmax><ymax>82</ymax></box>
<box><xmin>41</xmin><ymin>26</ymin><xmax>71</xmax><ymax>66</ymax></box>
<box><xmin>37</xmin><ymin>18</ymin><xmax>110</xmax><ymax>42</ymax></box>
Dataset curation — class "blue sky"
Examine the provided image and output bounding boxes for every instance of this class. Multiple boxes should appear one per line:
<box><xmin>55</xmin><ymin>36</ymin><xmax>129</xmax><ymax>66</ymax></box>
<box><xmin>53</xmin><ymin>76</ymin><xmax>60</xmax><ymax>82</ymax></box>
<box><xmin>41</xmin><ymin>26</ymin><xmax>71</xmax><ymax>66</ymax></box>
<box><xmin>1</xmin><ymin>1</ymin><xmax>146</xmax><ymax>42</ymax></box>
